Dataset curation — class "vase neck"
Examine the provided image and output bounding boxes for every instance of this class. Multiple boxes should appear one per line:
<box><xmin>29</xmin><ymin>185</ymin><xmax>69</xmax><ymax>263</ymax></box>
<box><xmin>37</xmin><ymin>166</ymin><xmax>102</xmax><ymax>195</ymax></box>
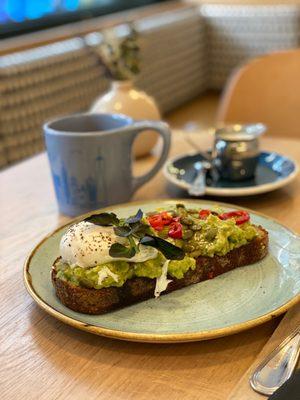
<box><xmin>112</xmin><ymin>80</ymin><xmax>133</xmax><ymax>91</ymax></box>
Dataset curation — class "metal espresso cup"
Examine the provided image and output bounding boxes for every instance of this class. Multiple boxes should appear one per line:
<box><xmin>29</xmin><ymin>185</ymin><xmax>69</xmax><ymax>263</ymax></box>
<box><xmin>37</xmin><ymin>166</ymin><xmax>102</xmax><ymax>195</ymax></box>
<box><xmin>212</xmin><ymin>123</ymin><xmax>266</xmax><ymax>181</ymax></box>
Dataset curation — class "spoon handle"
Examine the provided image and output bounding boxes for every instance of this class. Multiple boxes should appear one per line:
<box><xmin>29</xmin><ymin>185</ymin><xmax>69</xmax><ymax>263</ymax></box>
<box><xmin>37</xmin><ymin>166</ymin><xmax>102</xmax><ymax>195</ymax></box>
<box><xmin>250</xmin><ymin>327</ymin><xmax>300</xmax><ymax>396</ymax></box>
<box><xmin>188</xmin><ymin>172</ymin><xmax>206</xmax><ymax>196</ymax></box>
<box><xmin>188</xmin><ymin>166</ymin><xmax>206</xmax><ymax>196</ymax></box>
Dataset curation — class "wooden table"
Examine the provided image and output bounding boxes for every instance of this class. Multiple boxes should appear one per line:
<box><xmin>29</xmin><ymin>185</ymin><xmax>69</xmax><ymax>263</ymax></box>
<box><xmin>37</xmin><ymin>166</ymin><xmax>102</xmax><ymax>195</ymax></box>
<box><xmin>1</xmin><ymin>130</ymin><xmax>299</xmax><ymax>400</ymax></box>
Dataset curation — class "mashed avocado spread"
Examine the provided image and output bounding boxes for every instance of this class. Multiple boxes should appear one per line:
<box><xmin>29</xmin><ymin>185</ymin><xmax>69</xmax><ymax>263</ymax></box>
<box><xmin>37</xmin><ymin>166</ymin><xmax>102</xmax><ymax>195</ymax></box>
<box><xmin>56</xmin><ymin>254</ymin><xmax>196</xmax><ymax>289</ymax></box>
<box><xmin>175</xmin><ymin>214</ymin><xmax>258</xmax><ymax>258</ymax></box>
<box><xmin>57</xmin><ymin>206</ymin><xmax>258</xmax><ymax>290</ymax></box>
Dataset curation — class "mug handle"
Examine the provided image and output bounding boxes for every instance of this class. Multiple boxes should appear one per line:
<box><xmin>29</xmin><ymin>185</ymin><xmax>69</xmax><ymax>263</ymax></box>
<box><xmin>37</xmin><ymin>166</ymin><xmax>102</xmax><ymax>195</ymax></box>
<box><xmin>130</xmin><ymin>121</ymin><xmax>171</xmax><ymax>193</ymax></box>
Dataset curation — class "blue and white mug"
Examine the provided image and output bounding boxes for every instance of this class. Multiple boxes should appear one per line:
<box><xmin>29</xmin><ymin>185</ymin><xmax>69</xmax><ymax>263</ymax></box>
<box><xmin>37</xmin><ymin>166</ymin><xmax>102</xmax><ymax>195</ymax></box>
<box><xmin>44</xmin><ymin>113</ymin><xmax>171</xmax><ymax>216</ymax></box>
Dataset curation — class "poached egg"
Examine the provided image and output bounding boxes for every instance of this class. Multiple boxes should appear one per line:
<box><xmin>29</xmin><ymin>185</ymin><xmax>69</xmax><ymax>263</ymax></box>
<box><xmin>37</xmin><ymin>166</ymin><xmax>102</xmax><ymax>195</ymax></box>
<box><xmin>60</xmin><ymin>221</ymin><xmax>158</xmax><ymax>268</ymax></box>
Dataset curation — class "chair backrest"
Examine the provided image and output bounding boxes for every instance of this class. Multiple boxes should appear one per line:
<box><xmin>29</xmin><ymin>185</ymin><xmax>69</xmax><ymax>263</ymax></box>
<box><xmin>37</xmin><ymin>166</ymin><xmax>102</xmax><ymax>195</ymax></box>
<box><xmin>217</xmin><ymin>49</ymin><xmax>300</xmax><ymax>138</ymax></box>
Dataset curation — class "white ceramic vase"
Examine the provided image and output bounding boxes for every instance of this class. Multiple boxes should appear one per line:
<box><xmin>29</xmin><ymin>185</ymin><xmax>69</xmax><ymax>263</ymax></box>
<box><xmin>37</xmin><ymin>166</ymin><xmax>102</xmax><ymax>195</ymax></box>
<box><xmin>90</xmin><ymin>80</ymin><xmax>161</xmax><ymax>157</ymax></box>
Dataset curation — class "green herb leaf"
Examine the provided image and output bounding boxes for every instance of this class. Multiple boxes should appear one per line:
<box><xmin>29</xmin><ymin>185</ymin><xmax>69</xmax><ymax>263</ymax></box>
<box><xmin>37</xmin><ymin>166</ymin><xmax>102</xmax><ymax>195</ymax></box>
<box><xmin>114</xmin><ymin>225</ymin><xmax>132</xmax><ymax>237</ymax></box>
<box><xmin>140</xmin><ymin>235</ymin><xmax>185</xmax><ymax>260</ymax></box>
<box><xmin>85</xmin><ymin>212</ymin><xmax>119</xmax><ymax>226</ymax></box>
<box><xmin>109</xmin><ymin>243</ymin><xmax>136</xmax><ymax>259</ymax></box>
<box><xmin>128</xmin><ymin>235</ymin><xmax>139</xmax><ymax>254</ymax></box>
<box><xmin>125</xmin><ymin>209</ymin><xmax>143</xmax><ymax>224</ymax></box>
<box><xmin>114</xmin><ymin>221</ymin><xmax>149</xmax><ymax>238</ymax></box>
<box><xmin>130</xmin><ymin>222</ymin><xmax>150</xmax><ymax>238</ymax></box>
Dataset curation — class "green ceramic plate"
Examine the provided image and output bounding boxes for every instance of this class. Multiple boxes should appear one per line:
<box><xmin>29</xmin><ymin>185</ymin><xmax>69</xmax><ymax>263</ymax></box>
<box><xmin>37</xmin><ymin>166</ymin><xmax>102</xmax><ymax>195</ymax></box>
<box><xmin>24</xmin><ymin>200</ymin><xmax>300</xmax><ymax>343</ymax></box>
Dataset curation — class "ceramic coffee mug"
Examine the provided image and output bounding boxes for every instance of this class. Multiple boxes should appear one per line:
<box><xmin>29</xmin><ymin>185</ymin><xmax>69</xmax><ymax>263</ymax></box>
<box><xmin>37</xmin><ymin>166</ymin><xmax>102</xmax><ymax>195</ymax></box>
<box><xmin>44</xmin><ymin>113</ymin><xmax>171</xmax><ymax>216</ymax></box>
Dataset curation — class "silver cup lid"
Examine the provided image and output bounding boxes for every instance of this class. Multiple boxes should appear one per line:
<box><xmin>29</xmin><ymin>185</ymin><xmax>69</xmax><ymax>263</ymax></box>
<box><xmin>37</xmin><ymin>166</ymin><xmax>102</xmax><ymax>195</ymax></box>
<box><xmin>215</xmin><ymin>123</ymin><xmax>266</xmax><ymax>141</ymax></box>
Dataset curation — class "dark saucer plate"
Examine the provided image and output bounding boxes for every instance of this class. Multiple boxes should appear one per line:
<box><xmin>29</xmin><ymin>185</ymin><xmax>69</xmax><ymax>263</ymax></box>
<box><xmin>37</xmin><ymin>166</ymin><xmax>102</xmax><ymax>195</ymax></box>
<box><xmin>163</xmin><ymin>151</ymin><xmax>299</xmax><ymax>197</ymax></box>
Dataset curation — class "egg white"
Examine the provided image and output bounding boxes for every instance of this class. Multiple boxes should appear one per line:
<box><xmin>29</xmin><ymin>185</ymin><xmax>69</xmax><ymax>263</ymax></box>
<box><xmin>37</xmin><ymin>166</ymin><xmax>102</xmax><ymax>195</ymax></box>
<box><xmin>60</xmin><ymin>221</ymin><xmax>158</xmax><ymax>268</ymax></box>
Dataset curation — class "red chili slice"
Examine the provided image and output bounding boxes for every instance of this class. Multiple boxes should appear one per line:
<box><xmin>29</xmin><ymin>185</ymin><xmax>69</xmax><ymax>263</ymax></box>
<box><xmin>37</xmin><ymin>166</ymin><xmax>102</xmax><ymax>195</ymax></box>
<box><xmin>148</xmin><ymin>212</ymin><xmax>173</xmax><ymax>231</ymax></box>
<box><xmin>148</xmin><ymin>214</ymin><xmax>164</xmax><ymax>231</ymax></box>
<box><xmin>207</xmin><ymin>271</ymin><xmax>214</xmax><ymax>279</ymax></box>
<box><xmin>219</xmin><ymin>210</ymin><xmax>250</xmax><ymax>225</ymax></box>
<box><xmin>199</xmin><ymin>209</ymin><xmax>211</xmax><ymax>220</ymax></box>
<box><xmin>160</xmin><ymin>212</ymin><xmax>173</xmax><ymax>225</ymax></box>
<box><xmin>168</xmin><ymin>222</ymin><xmax>183</xmax><ymax>239</ymax></box>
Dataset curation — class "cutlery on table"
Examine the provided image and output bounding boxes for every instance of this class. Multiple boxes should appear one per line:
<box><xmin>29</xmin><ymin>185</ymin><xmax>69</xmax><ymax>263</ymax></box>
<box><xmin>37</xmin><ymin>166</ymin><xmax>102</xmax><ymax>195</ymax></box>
<box><xmin>188</xmin><ymin>161</ymin><xmax>211</xmax><ymax>196</ymax></box>
<box><xmin>250</xmin><ymin>327</ymin><xmax>300</xmax><ymax>396</ymax></box>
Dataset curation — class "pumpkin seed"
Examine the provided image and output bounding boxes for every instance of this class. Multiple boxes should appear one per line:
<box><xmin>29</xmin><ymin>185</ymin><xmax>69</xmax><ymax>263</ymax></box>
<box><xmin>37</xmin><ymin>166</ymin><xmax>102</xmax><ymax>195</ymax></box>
<box><xmin>182</xmin><ymin>229</ymin><xmax>193</xmax><ymax>240</ymax></box>
<box><xmin>191</xmin><ymin>224</ymin><xmax>202</xmax><ymax>231</ymax></box>
<box><xmin>181</xmin><ymin>216</ymin><xmax>194</xmax><ymax>225</ymax></box>
<box><xmin>205</xmin><ymin>227</ymin><xmax>218</xmax><ymax>241</ymax></box>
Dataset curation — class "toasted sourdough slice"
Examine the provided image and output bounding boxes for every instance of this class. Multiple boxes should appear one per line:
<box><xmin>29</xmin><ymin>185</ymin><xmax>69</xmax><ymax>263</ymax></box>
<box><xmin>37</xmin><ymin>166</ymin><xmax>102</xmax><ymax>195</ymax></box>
<box><xmin>52</xmin><ymin>226</ymin><xmax>268</xmax><ymax>315</ymax></box>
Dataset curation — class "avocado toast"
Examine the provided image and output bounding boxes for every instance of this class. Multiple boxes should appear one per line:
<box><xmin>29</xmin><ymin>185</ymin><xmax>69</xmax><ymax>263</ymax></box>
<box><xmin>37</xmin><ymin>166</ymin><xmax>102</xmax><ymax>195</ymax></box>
<box><xmin>52</xmin><ymin>204</ymin><xmax>268</xmax><ymax>314</ymax></box>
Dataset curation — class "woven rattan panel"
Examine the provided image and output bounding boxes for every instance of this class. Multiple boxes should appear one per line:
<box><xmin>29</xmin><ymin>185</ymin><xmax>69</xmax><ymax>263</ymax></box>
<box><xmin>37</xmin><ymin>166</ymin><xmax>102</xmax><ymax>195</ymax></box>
<box><xmin>0</xmin><ymin>38</ymin><xmax>108</xmax><ymax>167</ymax></box>
<box><xmin>135</xmin><ymin>8</ymin><xmax>207</xmax><ymax>112</ymax></box>
<box><xmin>201</xmin><ymin>4</ymin><xmax>300</xmax><ymax>89</ymax></box>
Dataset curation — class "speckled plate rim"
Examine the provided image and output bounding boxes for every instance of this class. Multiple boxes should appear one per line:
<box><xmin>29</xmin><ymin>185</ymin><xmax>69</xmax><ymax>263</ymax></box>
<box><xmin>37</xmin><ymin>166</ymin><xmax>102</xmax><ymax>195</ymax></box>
<box><xmin>24</xmin><ymin>199</ymin><xmax>300</xmax><ymax>343</ymax></box>
<box><xmin>163</xmin><ymin>152</ymin><xmax>299</xmax><ymax>197</ymax></box>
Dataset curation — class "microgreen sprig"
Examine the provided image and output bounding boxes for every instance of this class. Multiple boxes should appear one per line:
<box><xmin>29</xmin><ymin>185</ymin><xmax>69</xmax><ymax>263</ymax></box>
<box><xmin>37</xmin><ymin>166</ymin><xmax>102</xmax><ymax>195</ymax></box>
<box><xmin>84</xmin><ymin>209</ymin><xmax>185</xmax><ymax>260</ymax></box>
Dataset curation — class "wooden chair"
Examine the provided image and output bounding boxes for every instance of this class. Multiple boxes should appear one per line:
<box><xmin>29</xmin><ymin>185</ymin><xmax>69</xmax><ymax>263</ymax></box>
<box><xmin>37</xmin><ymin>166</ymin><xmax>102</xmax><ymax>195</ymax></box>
<box><xmin>217</xmin><ymin>49</ymin><xmax>300</xmax><ymax>138</ymax></box>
